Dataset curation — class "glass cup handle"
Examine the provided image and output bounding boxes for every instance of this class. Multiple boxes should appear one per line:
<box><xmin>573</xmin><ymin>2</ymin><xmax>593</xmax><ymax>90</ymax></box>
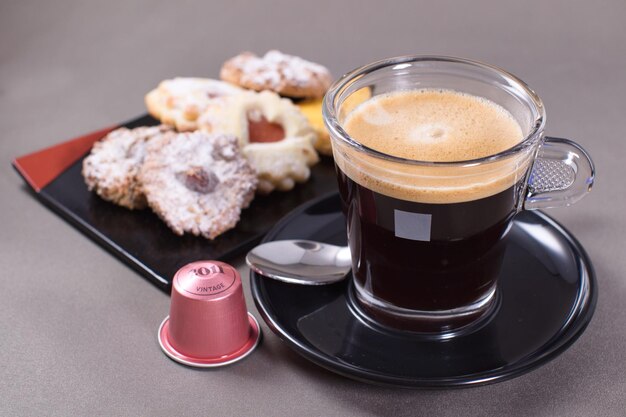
<box><xmin>523</xmin><ymin>137</ymin><xmax>595</xmax><ymax>210</ymax></box>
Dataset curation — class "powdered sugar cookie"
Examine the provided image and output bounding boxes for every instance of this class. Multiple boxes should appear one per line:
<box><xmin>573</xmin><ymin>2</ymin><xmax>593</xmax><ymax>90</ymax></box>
<box><xmin>220</xmin><ymin>50</ymin><xmax>332</xmax><ymax>99</ymax></box>
<box><xmin>145</xmin><ymin>78</ymin><xmax>244</xmax><ymax>131</ymax></box>
<box><xmin>82</xmin><ymin>125</ymin><xmax>172</xmax><ymax>209</ymax></box>
<box><xmin>138</xmin><ymin>131</ymin><xmax>257</xmax><ymax>239</ymax></box>
<box><xmin>199</xmin><ymin>90</ymin><xmax>319</xmax><ymax>194</ymax></box>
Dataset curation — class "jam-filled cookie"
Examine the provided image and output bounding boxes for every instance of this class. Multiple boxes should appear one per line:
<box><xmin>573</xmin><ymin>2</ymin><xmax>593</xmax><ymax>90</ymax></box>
<box><xmin>220</xmin><ymin>50</ymin><xmax>332</xmax><ymax>99</ymax></box>
<box><xmin>82</xmin><ymin>125</ymin><xmax>173</xmax><ymax>209</ymax></box>
<box><xmin>138</xmin><ymin>131</ymin><xmax>257</xmax><ymax>239</ymax></box>
<box><xmin>199</xmin><ymin>90</ymin><xmax>319</xmax><ymax>194</ymax></box>
<box><xmin>145</xmin><ymin>78</ymin><xmax>243</xmax><ymax>131</ymax></box>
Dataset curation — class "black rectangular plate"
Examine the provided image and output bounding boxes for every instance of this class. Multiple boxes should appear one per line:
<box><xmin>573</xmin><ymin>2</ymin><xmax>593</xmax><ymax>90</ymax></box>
<box><xmin>20</xmin><ymin>115</ymin><xmax>339</xmax><ymax>293</ymax></box>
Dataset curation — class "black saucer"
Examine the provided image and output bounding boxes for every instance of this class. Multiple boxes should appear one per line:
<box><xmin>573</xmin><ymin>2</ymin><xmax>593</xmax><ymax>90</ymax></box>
<box><xmin>250</xmin><ymin>193</ymin><xmax>597</xmax><ymax>388</ymax></box>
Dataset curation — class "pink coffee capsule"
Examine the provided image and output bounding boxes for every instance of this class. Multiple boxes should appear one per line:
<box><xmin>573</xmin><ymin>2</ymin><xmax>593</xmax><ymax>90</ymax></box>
<box><xmin>158</xmin><ymin>260</ymin><xmax>261</xmax><ymax>367</ymax></box>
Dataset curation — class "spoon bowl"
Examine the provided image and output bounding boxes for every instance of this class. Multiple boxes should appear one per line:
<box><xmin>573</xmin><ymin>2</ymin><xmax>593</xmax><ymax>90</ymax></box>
<box><xmin>246</xmin><ymin>240</ymin><xmax>352</xmax><ymax>285</ymax></box>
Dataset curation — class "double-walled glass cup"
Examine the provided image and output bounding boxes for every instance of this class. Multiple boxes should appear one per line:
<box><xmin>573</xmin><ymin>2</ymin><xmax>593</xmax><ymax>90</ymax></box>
<box><xmin>323</xmin><ymin>56</ymin><xmax>594</xmax><ymax>334</ymax></box>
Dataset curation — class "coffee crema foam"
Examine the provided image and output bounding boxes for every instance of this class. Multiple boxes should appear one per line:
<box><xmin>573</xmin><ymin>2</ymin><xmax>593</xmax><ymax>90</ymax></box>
<box><xmin>336</xmin><ymin>89</ymin><xmax>532</xmax><ymax>203</ymax></box>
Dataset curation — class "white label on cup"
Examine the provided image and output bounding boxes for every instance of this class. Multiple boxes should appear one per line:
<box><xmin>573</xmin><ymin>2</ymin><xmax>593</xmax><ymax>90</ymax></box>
<box><xmin>394</xmin><ymin>210</ymin><xmax>432</xmax><ymax>242</ymax></box>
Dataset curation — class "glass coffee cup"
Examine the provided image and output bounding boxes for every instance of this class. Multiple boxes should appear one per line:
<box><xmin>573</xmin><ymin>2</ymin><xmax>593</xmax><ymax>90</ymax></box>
<box><xmin>323</xmin><ymin>56</ymin><xmax>594</xmax><ymax>334</ymax></box>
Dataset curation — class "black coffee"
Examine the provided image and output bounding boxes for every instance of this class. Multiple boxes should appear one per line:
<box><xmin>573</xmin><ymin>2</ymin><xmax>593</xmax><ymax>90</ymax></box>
<box><xmin>336</xmin><ymin>89</ymin><xmax>527</xmax><ymax>331</ymax></box>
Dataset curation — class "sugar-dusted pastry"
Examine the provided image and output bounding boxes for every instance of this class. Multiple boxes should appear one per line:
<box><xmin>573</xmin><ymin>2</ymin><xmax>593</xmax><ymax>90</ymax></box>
<box><xmin>145</xmin><ymin>78</ymin><xmax>244</xmax><ymax>131</ymax></box>
<box><xmin>82</xmin><ymin>125</ymin><xmax>173</xmax><ymax>209</ymax></box>
<box><xmin>199</xmin><ymin>90</ymin><xmax>319</xmax><ymax>194</ymax></box>
<box><xmin>220</xmin><ymin>50</ymin><xmax>332</xmax><ymax>99</ymax></box>
<box><xmin>138</xmin><ymin>131</ymin><xmax>257</xmax><ymax>239</ymax></box>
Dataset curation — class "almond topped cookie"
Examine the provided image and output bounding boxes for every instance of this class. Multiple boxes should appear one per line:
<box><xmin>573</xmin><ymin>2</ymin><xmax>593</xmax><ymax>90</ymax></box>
<box><xmin>138</xmin><ymin>131</ymin><xmax>257</xmax><ymax>240</ymax></box>
<box><xmin>199</xmin><ymin>90</ymin><xmax>319</xmax><ymax>194</ymax></box>
<box><xmin>220</xmin><ymin>50</ymin><xmax>332</xmax><ymax>99</ymax></box>
<box><xmin>82</xmin><ymin>125</ymin><xmax>173</xmax><ymax>209</ymax></box>
<box><xmin>145</xmin><ymin>78</ymin><xmax>244</xmax><ymax>131</ymax></box>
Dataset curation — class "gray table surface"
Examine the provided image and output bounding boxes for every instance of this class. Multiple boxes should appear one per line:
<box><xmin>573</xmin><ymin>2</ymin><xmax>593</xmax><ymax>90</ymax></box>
<box><xmin>2</xmin><ymin>1</ymin><xmax>625</xmax><ymax>416</ymax></box>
